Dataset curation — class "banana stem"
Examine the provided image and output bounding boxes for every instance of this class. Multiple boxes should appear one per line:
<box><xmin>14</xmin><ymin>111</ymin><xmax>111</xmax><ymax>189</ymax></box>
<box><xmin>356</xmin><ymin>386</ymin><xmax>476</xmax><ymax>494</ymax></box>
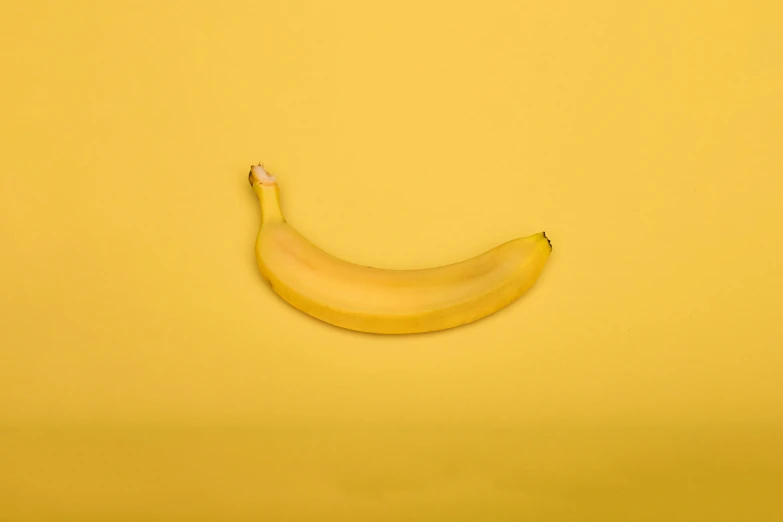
<box><xmin>250</xmin><ymin>164</ymin><xmax>284</xmax><ymax>224</ymax></box>
<box><xmin>251</xmin><ymin>164</ymin><xmax>276</xmax><ymax>185</ymax></box>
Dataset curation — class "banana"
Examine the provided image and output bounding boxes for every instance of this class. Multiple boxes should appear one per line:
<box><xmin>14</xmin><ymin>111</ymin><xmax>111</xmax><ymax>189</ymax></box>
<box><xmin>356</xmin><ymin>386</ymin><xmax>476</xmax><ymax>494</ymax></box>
<box><xmin>249</xmin><ymin>164</ymin><xmax>552</xmax><ymax>334</ymax></box>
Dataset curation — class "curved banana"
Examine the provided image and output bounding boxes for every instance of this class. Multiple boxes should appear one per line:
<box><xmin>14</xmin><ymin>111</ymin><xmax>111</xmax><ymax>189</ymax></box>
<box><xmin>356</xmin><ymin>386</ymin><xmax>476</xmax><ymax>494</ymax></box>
<box><xmin>249</xmin><ymin>164</ymin><xmax>552</xmax><ymax>334</ymax></box>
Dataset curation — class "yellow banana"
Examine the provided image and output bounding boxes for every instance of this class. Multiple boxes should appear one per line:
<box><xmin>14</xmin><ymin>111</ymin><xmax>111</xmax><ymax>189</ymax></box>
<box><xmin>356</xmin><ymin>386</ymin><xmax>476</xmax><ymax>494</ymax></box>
<box><xmin>249</xmin><ymin>164</ymin><xmax>552</xmax><ymax>334</ymax></box>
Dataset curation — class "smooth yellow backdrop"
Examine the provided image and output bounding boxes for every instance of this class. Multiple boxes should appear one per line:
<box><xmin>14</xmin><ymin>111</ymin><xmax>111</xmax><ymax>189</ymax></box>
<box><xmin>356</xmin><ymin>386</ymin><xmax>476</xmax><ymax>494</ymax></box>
<box><xmin>2</xmin><ymin>1</ymin><xmax>782</xmax><ymax>520</ymax></box>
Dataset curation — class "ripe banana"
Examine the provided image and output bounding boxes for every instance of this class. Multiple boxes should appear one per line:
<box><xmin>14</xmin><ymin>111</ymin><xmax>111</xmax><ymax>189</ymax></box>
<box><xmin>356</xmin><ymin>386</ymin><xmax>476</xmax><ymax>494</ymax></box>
<box><xmin>249</xmin><ymin>164</ymin><xmax>552</xmax><ymax>334</ymax></box>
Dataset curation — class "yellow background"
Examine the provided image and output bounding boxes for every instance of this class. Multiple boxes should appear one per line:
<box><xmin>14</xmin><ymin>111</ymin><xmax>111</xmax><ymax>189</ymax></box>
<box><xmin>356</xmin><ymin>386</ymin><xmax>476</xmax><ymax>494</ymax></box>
<box><xmin>2</xmin><ymin>1</ymin><xmax>782</xmax><ymax>520</ymax></box>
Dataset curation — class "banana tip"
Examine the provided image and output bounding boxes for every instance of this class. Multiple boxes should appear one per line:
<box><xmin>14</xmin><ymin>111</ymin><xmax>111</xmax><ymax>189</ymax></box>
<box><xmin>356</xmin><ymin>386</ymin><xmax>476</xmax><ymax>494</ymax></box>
<box><xmin>543</xmin><ymin>232</ymin><xmax>552</xmax><ymax>252</ymax></box>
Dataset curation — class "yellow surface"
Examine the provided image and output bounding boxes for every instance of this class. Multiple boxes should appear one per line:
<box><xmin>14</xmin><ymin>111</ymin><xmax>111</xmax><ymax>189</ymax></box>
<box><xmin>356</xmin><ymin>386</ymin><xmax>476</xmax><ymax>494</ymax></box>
<box><xmin>1</xmin><ymin>1</ymin><xmax>782</xmax><ymax>520</ymax></box>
